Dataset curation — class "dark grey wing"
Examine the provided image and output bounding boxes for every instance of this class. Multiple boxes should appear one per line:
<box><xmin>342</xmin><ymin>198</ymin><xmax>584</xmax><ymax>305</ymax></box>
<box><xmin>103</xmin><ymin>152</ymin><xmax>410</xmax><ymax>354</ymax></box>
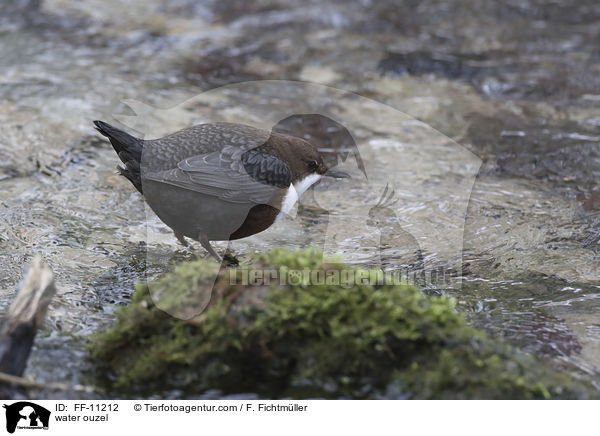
<box><xmin>241</xmin><ymin>148</ymin><xmax>291</xmax><ymax>188</ymax></box>
<box><xmin>142</xmin><ymin>123</ymin><xmax>272</xmax><ymax>172</ymax></box>
<box><xmin>142</xmin><ymin>148</ymin><xmax>291</xmax><ymax>206</ymax></box>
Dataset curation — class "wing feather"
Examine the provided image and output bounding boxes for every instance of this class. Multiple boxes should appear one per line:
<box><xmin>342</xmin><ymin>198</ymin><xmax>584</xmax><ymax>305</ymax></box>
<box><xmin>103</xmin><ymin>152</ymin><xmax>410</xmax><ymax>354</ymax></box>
<box><xmin>142</xmin><ymin>148</ymin><xmax>291</xmax><ymax>206</ymax></box>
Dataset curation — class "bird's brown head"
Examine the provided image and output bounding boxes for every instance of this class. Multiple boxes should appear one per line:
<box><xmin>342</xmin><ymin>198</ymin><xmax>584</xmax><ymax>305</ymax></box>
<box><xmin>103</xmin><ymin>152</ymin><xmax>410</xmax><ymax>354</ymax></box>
<box><xmin>269</xmin><ymin>132</ymin><xmax>349</xmax><ymax>182</ymax></box>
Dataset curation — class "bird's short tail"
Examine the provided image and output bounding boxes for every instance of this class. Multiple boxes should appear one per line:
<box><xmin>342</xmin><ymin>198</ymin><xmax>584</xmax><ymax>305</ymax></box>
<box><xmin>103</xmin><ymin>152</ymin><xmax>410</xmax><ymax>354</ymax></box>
<box><xmin>94</xmin><ymin>120</ymin><xmax>144</xmax><ymax>193</ymax></box>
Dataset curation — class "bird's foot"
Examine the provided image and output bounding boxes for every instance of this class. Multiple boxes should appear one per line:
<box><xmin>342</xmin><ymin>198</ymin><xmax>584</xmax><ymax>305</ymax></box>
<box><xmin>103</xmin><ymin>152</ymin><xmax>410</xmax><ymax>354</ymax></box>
<box><xmin>222</xmin><ymin>251</ymin><xmax>239</xmax><ymax>267</ymax></box>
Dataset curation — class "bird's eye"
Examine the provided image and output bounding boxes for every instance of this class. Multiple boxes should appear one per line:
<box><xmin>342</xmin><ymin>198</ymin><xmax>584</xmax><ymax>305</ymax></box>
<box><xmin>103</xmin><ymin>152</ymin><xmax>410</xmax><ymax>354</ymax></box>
<box><xmin>308</xmin><ymin>160</ymin><xmax>319</xmax><ymax>170</ymax></box>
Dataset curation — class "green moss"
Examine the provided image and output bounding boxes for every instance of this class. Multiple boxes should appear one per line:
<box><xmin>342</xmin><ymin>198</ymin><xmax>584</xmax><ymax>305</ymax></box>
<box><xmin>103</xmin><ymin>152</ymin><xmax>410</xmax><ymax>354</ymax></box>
<box><xmin>89</xmin><ymin>248</ymin><xmax>590</xmax><ymax>399</ymax></box>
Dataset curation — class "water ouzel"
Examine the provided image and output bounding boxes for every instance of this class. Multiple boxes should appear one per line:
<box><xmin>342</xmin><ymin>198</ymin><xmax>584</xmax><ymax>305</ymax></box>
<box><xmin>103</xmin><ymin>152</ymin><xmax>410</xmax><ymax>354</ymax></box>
<box><xmin>94</xmin><ymin>120</ymin><xmax>349</xmax><ymax>260</ymax></box>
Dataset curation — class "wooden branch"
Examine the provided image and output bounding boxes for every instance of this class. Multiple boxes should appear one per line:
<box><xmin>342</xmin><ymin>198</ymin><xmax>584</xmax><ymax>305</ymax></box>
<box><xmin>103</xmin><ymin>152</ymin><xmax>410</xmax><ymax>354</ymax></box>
<box><xmin>0</xmin><ymin>255</ymin><xmax>56</xmax><ymax>376</ymax></box>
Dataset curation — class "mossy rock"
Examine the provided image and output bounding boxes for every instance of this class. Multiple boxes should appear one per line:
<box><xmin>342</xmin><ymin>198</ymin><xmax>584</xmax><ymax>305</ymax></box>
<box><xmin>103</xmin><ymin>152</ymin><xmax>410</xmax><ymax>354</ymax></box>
<box><xmin>89</xmin><ymin>248</ymin><xmax>590</xmax><ymax>399</ymax></box>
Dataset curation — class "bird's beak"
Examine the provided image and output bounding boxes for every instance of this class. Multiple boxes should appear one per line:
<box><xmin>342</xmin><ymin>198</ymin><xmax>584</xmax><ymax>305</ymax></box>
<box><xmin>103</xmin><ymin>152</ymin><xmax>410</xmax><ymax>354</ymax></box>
<box><xmin>324</xmin><ymin>169</ymin><xmax>351</xmax><ymax>179</ymax></box>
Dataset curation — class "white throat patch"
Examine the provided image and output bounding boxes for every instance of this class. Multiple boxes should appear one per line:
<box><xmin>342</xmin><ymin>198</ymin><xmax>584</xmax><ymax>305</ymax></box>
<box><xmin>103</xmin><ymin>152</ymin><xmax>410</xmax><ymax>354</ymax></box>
<box><xmin>294</xmin><ymin>173</ymin><xmax>322</xmax><ymax>197</ymax></box>
<box><xmin>275</xmin><ymin>174</ymin><xmax>322</xmax><ymax>222</ymax></box>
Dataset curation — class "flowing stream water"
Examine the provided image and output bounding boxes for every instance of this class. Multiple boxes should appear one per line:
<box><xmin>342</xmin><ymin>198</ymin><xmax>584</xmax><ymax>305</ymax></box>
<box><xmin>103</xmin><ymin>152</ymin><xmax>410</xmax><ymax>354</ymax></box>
<box><xmin>0</xmin><ymin>0</ymin><xmax>599</xmax><ymax>397</ymax></box>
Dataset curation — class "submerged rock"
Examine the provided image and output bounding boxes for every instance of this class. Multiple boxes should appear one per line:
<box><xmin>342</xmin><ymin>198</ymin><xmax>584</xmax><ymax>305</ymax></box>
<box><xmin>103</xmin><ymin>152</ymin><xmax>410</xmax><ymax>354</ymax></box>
<box><xmin>88</xmin><ymin>248</ymin><xmax>590</xmax><ymax>399</ymax></box>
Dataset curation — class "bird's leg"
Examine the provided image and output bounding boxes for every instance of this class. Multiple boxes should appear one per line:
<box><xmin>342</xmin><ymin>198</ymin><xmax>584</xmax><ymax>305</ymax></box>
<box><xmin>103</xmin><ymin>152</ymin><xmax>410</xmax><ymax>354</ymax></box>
<box><xmin>174</xmin><ymin>231</ymin><xmax>188</xmax><ymax>247</ymax></box>
<box><xmin>198</xmin><ymin>233</ymin><xmax>222</xmax><ymax>262</ymax></box>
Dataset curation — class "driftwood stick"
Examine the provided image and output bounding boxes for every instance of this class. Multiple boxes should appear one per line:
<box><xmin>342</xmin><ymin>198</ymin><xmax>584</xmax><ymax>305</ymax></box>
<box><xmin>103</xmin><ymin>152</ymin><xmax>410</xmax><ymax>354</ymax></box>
<box><xmin>0</xmin><ymin>255</ymin><xmax>56</xmax><ymax>376</ymax></box>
